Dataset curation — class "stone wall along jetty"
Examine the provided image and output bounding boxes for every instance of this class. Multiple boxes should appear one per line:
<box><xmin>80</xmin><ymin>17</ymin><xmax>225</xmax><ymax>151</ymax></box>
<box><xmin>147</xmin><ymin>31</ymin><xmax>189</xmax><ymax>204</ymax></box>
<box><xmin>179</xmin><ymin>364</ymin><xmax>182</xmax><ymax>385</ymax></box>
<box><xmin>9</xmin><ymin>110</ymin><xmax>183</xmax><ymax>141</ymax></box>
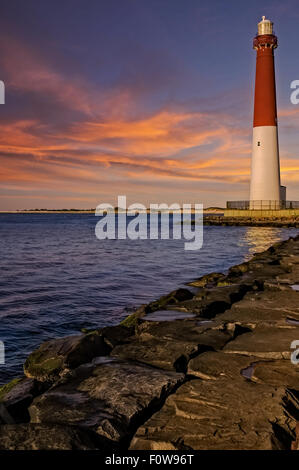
<box><xmin>202</xmin><ymin>216</ymin><xmax>299</xmax><ymax>228</ymax></box>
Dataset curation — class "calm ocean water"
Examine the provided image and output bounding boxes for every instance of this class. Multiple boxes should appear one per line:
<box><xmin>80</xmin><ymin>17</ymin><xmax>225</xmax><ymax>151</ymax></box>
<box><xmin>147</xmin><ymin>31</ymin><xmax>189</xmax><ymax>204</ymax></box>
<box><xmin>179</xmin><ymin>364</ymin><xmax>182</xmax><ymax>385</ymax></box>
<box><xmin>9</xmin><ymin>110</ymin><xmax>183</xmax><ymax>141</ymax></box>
<box><xmin>0</xmin><ymin>213</ymin><xmax>297</xmax><ymax>385</ymax></box>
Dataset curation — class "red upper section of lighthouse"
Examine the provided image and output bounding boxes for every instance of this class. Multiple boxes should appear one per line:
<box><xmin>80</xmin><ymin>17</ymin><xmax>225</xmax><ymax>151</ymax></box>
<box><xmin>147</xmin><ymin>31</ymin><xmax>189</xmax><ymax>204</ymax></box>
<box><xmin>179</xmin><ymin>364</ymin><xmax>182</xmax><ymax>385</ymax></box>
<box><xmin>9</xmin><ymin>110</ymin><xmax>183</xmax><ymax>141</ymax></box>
<box><xmin>253</xmin><ymin>34</ymin><xmax>277</xmax><ymax>50</ymax></box>
<box><xmin>253</xmin><ymin>33</ymin><xmax>278</xmax><ymax>128</ymax></box>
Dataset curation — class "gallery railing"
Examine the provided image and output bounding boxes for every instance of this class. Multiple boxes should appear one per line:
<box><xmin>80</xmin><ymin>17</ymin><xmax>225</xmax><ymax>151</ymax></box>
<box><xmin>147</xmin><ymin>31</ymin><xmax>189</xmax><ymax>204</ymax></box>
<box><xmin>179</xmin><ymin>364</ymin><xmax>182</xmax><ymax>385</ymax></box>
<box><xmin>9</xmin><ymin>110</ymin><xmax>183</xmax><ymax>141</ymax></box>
<box><xmin>226</xmin><ymin>200</ymin><xmax>299</xmax><ymax>210</ymax></box>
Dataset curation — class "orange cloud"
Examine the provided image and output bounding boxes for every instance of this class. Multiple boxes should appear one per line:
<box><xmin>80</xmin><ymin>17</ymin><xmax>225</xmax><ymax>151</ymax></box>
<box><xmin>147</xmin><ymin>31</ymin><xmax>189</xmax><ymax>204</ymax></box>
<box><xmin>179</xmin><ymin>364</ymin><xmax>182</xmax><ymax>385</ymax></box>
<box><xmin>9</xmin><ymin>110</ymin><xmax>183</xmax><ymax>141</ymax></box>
<box><xmin>0</xmin><ymin>36</ymin><xmax>298</xmax><ymax>209</ymax></box>
<box><xmin>66</xmin><ymin>110</ymin><xmax>250</xmax><ymax>158</ymax></box>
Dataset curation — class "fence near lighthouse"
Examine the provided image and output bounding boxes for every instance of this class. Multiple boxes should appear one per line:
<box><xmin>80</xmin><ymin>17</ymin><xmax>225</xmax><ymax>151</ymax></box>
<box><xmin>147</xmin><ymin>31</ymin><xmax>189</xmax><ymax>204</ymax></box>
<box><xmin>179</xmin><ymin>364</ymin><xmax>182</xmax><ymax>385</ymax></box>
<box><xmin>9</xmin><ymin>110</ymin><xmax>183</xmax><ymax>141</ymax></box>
<box><xmin>226</xmin><ymin>200</ymin><xmax>299</xmax><ymax>210</ymax></box>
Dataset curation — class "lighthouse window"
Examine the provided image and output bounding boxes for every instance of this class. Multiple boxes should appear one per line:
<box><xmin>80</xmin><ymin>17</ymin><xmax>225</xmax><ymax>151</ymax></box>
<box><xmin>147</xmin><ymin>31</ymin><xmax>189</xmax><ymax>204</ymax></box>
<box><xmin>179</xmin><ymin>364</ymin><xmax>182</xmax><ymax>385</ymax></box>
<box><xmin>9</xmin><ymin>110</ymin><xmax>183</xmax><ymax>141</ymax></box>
<box><xmin>257</xmin><ymin>141</ymin><xmax>261</xmax><ymax>146</ymax></box>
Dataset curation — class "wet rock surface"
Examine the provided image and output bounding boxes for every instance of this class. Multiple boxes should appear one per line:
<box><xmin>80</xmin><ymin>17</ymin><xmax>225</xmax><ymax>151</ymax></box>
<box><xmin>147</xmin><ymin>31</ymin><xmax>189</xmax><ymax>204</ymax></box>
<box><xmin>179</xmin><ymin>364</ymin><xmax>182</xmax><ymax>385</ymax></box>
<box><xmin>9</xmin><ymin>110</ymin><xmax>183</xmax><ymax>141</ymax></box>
<box><xmin>29</xmin><ymin>358</ymin><xmax>184</xmax><ymax>446</ymax></box>
<box><xmin>111</xmin><ymin>320</ymin><xmax>237</xmax><ymax>372</ymax></box>
<box><xmin>0</xmin><ymin>378</ymin><xmax>46</xmax><ymax>423</ymax></box>
<box><xmin>129</xmin><ymin>374</ymin><xmax>297</xmax><ymax>450</ymax></box>
<box><xmin>1</xmin><ymin>234</ymin><xmax>299</xmax><ymax>450</ymax></box>
<box><xmin>0</xmin><ymin>423</ymin><xmax>106</xmax><ymax>450</ymax></box>
<box><xmin>223</xmin><ymin>325</ymin><xmax>299</xmax><ymax>359</ymax></box>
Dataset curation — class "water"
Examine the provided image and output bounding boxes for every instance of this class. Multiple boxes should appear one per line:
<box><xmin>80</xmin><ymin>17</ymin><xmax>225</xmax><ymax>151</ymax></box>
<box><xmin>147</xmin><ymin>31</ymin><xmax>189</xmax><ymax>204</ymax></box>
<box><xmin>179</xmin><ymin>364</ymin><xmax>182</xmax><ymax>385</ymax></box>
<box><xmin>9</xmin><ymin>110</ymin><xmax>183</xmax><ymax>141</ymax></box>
<box><xmin>0</xmin><ymin>213</ymin><xmax>297</xmax><ymax>384</ymax></box>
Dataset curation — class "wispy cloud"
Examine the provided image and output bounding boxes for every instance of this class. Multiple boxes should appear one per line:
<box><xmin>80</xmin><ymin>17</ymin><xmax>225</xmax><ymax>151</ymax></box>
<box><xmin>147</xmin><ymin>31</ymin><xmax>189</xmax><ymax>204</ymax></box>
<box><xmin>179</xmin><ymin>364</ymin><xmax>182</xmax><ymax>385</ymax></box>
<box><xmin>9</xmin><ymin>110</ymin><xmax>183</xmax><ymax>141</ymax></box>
<box><xmin>0</xmin><ymin>32</ymin><xmax>298</xmax><ymax>209</ymax></box>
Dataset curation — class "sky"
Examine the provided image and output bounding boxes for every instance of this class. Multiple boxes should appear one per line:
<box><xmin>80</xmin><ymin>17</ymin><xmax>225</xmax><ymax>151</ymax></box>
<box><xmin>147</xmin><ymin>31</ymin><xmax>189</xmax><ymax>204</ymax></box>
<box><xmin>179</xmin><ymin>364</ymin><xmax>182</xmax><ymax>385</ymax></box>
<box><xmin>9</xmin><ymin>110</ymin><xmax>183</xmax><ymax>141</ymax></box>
<box><xmin>0</xmin><ymin>0</ymin><xmax>299</xmax><ymax>210</ymax></box>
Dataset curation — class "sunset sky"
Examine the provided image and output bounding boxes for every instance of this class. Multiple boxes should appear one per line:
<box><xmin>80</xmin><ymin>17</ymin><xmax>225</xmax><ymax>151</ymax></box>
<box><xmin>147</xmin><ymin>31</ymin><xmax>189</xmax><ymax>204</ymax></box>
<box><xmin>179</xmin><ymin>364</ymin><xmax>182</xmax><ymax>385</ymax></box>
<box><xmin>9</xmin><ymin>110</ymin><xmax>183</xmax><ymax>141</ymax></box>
<box><xmin>1</xmin><ymin>0</ymin><xmax>299</xmax><ymax>209</ymax></box>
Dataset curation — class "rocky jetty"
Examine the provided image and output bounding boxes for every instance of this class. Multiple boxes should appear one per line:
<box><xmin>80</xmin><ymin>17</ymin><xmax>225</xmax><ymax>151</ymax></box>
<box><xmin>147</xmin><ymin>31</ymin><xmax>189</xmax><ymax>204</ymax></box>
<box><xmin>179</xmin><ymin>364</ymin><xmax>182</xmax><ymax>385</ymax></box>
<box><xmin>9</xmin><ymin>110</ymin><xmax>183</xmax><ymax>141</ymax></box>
<box><xmin>202</xmin><ymin>216</ymin><xmax>299</xmax><ymax>227</ymax></box>
<box><xmin>0</xmin><ymin>235</ymin><xmax>299</xmax><ymax>450</ymax></box>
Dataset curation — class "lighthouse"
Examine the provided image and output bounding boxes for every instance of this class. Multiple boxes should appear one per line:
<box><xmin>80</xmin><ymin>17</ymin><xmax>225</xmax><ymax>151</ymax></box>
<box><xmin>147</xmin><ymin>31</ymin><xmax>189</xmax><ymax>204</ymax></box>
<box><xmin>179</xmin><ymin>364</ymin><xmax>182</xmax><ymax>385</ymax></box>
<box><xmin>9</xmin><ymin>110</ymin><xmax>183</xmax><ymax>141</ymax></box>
<box><xmin>249</xmin><ymin>16</ymin><xmax>285</xmax><ymax>209</ymax></box>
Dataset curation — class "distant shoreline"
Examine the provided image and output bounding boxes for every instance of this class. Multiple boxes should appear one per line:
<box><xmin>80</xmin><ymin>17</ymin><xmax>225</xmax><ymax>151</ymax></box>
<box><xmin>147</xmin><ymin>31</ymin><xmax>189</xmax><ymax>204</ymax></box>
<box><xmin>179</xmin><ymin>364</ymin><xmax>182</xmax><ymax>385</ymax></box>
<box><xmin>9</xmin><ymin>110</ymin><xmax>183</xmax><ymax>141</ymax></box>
<box><xmin>0</xmin><ymin>208</ymin><xmax>225</xmax><ymax>215</ymax></box>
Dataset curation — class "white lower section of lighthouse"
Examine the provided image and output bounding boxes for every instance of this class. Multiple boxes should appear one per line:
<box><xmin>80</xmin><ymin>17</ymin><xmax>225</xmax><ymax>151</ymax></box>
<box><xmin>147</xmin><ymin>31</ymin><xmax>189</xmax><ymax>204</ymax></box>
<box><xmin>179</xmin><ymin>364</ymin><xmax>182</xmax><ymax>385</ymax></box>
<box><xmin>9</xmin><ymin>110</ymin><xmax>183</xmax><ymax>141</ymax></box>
<box><xmin>249</xmin><ymin>126</ymin><xmax>281</xmax><ymax>207</ymax></box>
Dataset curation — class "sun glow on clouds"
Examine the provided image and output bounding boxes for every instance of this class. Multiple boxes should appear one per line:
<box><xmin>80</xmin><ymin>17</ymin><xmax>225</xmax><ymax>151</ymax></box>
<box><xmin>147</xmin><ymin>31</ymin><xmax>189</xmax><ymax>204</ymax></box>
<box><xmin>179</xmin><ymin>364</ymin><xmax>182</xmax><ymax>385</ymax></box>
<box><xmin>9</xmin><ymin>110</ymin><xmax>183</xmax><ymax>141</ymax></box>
<box><xmin>0</xmin><ymin>34</ymin><xmax>298</xmax><ymax>209</ymax></box>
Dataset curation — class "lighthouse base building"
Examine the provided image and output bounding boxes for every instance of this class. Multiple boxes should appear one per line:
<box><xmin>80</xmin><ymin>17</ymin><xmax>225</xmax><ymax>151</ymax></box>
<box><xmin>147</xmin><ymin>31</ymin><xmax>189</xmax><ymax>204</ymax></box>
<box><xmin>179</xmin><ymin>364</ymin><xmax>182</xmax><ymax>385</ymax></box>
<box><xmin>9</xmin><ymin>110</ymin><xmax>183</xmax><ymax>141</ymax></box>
<box><xmin>226</xmin><ymin>16</ymin><xmax>299</xmax><ymax>216</ymax></box>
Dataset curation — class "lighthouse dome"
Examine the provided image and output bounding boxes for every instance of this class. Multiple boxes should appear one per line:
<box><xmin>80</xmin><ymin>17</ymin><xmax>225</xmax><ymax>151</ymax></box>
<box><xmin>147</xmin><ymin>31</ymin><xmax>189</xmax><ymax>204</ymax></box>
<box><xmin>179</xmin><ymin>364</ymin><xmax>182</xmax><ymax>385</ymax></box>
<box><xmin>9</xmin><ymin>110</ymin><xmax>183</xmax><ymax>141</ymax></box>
<box><xmin>258</xmin><ymin>16</ymin><xmax>273</xmax><ymax>35</ymax></box>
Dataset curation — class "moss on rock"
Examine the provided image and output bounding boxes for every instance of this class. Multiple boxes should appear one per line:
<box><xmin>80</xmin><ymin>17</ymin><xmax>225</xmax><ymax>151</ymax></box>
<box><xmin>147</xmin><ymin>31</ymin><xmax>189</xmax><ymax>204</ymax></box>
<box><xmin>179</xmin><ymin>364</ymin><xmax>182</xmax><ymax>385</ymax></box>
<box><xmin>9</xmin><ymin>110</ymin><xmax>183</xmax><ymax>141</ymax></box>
<box><xmin>120</xmin><ymin>312</ymin><xmax>140</xmax><ymax>328</ymax></box>
<box><xmin>24</xmin><ymin>332</ymin><xmax>110</xmax><ymax>382</ymax></box>
<box><xmin>0</xmin><ymin>378</ymin><xmax>22</xmax><ymax>402</ymax></box>
<box><xmin>229</xmin><ymin>262</ymin><xmax>249</xmax><ymax>276</ymax></box>
<box><xmin>187</xmin><ymin>272</ymin><xmax>225</xmax><ymax>288</ymax></box>
<box><xmin>146</xmin><ymin>289</ymin><xmax>194</xmax><ymax>313</ymax></box>
<box><xmin>217</xmin><ymin>280</ymin><xmax>235</xmax><ymax>287</ymax></box>
<box><xmin>24</xmin><ymin>355</ymin><xmax>63</xmax><ymax>382</ymax></box>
